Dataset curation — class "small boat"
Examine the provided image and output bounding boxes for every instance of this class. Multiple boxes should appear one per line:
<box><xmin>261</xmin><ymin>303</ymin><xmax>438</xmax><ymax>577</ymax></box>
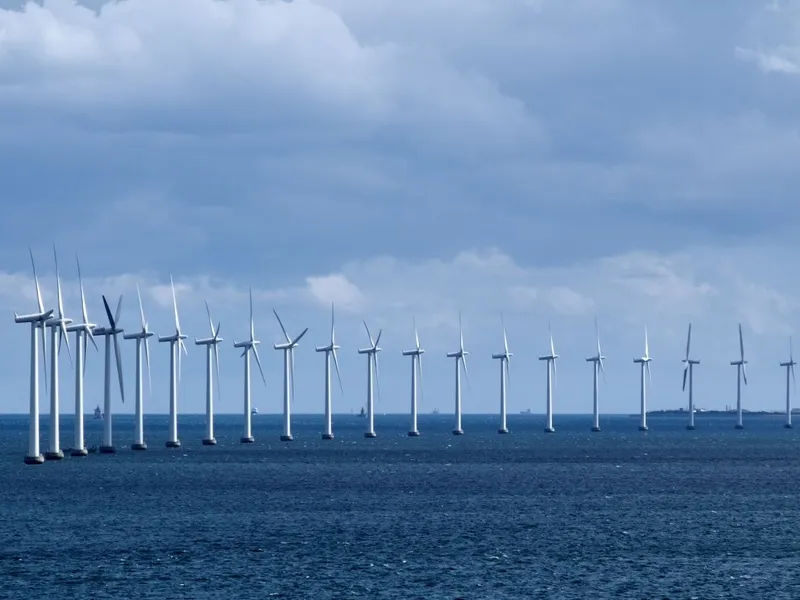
<box><xmin>432</xmin><ymin>408</ymin><xmax>440</xmax><ymax>415</ymax></box>
<box><xmin>358</xmin><ymin>406</ymin><xmax>366</xmax><ymax>417</ymax></box>
<box><xmin>93</xmin><ymin>405</ymin><xmax>102</xmax><ymax>420</ymax></box>
<box><xmin>520</xmin><ymin>408</ymin><xmax>532</xmax><ymax>415</ymax></box>
<box><xmin>251</xmin><ymin>407</ymin><xmax>259</xmax><ymax>416</ymax></box>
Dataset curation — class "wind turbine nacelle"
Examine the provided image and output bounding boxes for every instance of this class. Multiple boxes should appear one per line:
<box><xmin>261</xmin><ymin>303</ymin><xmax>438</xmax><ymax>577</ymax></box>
<box><xmin>358</xmin><ymin>347</ymin><xmax>380</xmax><ymax>354</ymax></box>
<box><xmin>447</xmin><ymin>351</ymin><xmax>466</xmax><ymax>358</ymax></box>
<box><xmin>233</xmin><ymin>340</ymin><xmax>257</xmax><ymax>349</ymax></box>
<box><xmin>158</xmin><ymin>334</ymin><xmax>183</xmax><ymax>343</ymax></box>
<box><xmin>316</xmin><ymin>344</ymin><xmax>338</xmax><ymax>352</ymax></box>
<box><xmin>492</xmin><ymin>353</ymin><xmax>508</xmax><ymax>359</ymax></box>
<box><xmin>402</xmin><ymin>349</ymin><xmax>424</xmax><ymax>356</ymax></box>
<box><xmin>15</xmin><ymin>310</ymin><xmax>54</xmax><ymax>323</ymax></box>
<box><xmin>195</xmin><ymin>336</ymin><xmax>218</xmax><ymax>345</ymax></box>
<box><xmin>65</xmin><ymin>322</ymin><xmax>95</xmax><ymax>333</ymax></box>
<box><xmin>274</xmin><ymin>342</ymin><xmax>293</xmax><ymax>350</ymax></box>
<box><xmin>124</xmin><ymin>331</ymin><xmax>154</xmax><ymax>340</ymax></box>
<box><xmin>45</xmin><ymin>317</ymin><xmax>73</xmax><ymax>327</ymax></box>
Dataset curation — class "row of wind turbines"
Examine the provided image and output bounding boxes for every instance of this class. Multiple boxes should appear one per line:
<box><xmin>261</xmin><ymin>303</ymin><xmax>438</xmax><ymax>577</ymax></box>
<box><xmin>12</xmin><ymin>249</ymin><xmax>799</xmax><ymax>465</ymax></box>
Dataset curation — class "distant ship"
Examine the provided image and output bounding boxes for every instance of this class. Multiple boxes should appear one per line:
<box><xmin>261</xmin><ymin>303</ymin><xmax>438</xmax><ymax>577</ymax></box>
<box><xmin>432</xmin><ymin>408</ymin><xmax>440</xmax><ymax>414</ymax></box>
<box><xmin>93</xmin><ymin>405</ymin><xmax>102</xmax><ymax>420</ymax></box>
<box><xmin>520</xmin><ymin>408</ymin><xmax>532</xmax><ymax>415</ymax></box>
<box><xmin>251</xmin><ymin>407</ymin><xmax>258</xmax><ymax>416</ymax></box>
<box><xmin>358</xmin><ymin>406</ymin><xmax>366</xmax><ymax>417</ymax></box>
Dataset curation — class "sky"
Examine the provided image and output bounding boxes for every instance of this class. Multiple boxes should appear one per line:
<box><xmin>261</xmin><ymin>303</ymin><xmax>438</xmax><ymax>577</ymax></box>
<box><xmin>1</xmin><ymin>0</ymin><xmax>799</xmax><ymax>419</ymax></box>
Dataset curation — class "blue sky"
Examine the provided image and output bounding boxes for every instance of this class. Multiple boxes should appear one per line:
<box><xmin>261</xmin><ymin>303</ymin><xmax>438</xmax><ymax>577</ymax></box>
<box><xmin>1</xmin><ymin>0</ymin><xmax>799</xmax><ymax>418</ymax></box>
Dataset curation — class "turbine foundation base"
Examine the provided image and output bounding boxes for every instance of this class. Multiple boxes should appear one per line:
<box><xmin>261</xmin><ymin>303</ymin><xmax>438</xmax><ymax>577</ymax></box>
<box><xmin>686</xmin><ymin>425</ymin><xmax>696</xmax><ymax>431</ymax></box>
<box><xmin>240</xmin><ymin>436</ymin><xmax>255</xmax><ymax>444</ymax></box>
<box><xmin>280</xmin><ymin>435</ymin><xmax>294</xmax><ymax>442</ymax></box>
<box><xmin>321</xmin><ymin>433</ymin><xmax>334</xmax><ymax>440</ymax></box>
<box><xmin>202</xmin><ymin>438</ymin><xmax>217</xmax><ymax>445</ymax></box>
<box><xmin>99</xmin><ymin>445</ymin><xmax>116</xmax><ymax>454</ymax></box>
<box><xmin>24</xmin><ymin>454</ymin><xmax>44</xmax><ymax>465</ymax></box>
<box><xmin>735</xmin><ymin>424</ymin><xmax>744</xmax><ymax>430</ymax></box>
<box><xmin>407</xmin><ymin>431</ymin><xmax>420</xmax><ymax>437</ymax></box>
<box><xmin>132</xmin><ymin>443</ymin><xmax>148</xmax><ymax>451</ymax></box>
<box><xmin>498</xmin><ymin>428</ymin><xmax>509</xmax><ymax>434</ymax></box>
<box><xmin>364</xmin><ymin>432</ymin><xmax>377</xmax><ymax>439</ymax></box>
<box><xmin>785</xmin><ymin>423</ymin><xmax>793</xmax><ymax>429</ymax></box>
<box><xmin>544</xmin><ymin>427</ymin><xmax>555</xmax><ymax>434</ymax></box>
<box><xmin>591</xmin><ymin>427</ymin><xmax>601</xmax><ymax>432</ymax></box>
<box><xmin>44</xmin><ymin>451</ymin><xmax>64</xmax><ymax>461</ymax></box>
<box><xmin>452</xmin><ymin>429</ymin><xmax>464</xmax><ymax>436</ymax></box>
<box><xmin>638</xmin><ymin>426</ymin><xmax>649</xmax><ymax>432</ymax></box>
<box><xmin>70</xmin><ymin>448</ymin><xmax>88</xmax><ymax>457</ymax></box>
<box><xmin>165</xmin><ymin>441</ymin><xmax>181</xmax><ymax>448</ymax></box>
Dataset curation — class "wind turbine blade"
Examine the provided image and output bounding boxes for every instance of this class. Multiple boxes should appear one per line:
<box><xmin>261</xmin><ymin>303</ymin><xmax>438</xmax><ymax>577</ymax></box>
<box><xmin>549</xmin><ymin>330</ymin><xmax>555</xmax><ymax>358</ymax></box>
<box><xmin>682</xmin><ymin>365</ymin><xmax>688</xmax><ymax>392</ymax></box>
<box><xmin>77</xmin><ymin>255</ymin><xmax>90</xmax><ymax>325</ymax></box>
<box><xmin>293</xmin><ymin>327</ymin><xmax>309</xmax><ymax>345</ymax></box>
<box><xmin>170</xmin><ymin>275</ymin><xmax>180</xmax><ymax>332</ymax></box>
<box><xmin>289</xmin><ymin>348</ymin><xmax>296</xmax><ymax>405</ymax></box>
<box><xmin>249</xmin><ymin>288</ymin><xmax>255</xmax><ymax>341</ymax></box>
<box><xmin>791</xmin><ymin>336</ymin><xmax>794</xmax><ymax>363</ymax></box>
<box><xmin>374</xmin><ymin>329</ymin><xmax>382</xmax><ymax>348</ymax></box>
<box><xmin>418</xmin><ymin>353</ymin><xmax>425</xmax><ymax>407</ymax></box>
<box><xmin>414</xmin><ymin>316</ymin><xmax>420</xmax><ymax>350</ymax></box>
<box><xmin>144</xmin><ymin>337</ymin><xmax>152</xmax><ymax>397</ymax></box>
<box><xmin>273</xmin><ymin>309</ymin><xmax>290</xmax><ymax>343</ymax></box>
<box><xmin>205</xmin><ymin>300</ymin><xmax>215</xmax><ymax>337</ymax></box>
<box><xmin>504</xmin><ymin>355</ymin><xmax>509</xmax><ymax>393</ymax></box>
<box><xmin>55</xmin><ymin>244</ymin><xmax>72</xmax><ymax>365</ymax></box>
<box><xmin>552</xmin><ymin>358</ymin><xmax>557</xmax><ymax>389</ymax></box>
<box><xmin>646</xmin><ymin>360</ymin><xmax>652</xmax><ymax>386</ymax></box>
<box><xmin>39</xmin><ymin>323</ymin><xmax>48</xmax><ymax>397</ymax></box>
<box><xmin>330</xmin><ymin>303</ymin><xmax>335</xmax><ymax>345</ymax></box>
<box><xmin>61</xmin><ymin>325</ymin><xmax>73</xmax><ymax>366</ymax></box>
<box><xmin>374</xmin><ymin>353</ymin><xmax>382</xmax><ymax>403</ymax></box>
<box><xmin>213</xmin><ymin>342</ymin><xmax>221</xmax><ymax>402</ymax></box>
<box><xmin>462</xmin><ymin>355</ymin><xmax>471</xmax><ymax>390</ymax></box>
<box><xmin>137</xmin><ymin>285</ymin><xmax>146</xmax><ymax>330</ymax></box>
<box><xmin>792</xmin><ymin>364</ymin><xmax>796</xmax><ymax>392</ymax></box>
<box><xmin>501</xmin><ymin>312</ymin><xmax>509</xmax><ymax>355</ymax></box>
<box><xmin>102</xmin><ymin>295</ymin><xmax>115</xmax><ymax>329</ymax></box>
<box><xmin>113</xmin><ymin>334</ymin><xmax>124</xmax><ymax>403</ymax></box>
<box><xmin>332</xmin><ymin>348</ymin><xmax>344</xmax><ymax>394</ymax></box>
<box><xmin>30</xmin><ymin>247</ymin><xmax>44</xmax><ymax>314</ymax></box>
<box><xmin>82</xmin><ymin>332</ymin><xmax>89</xmax><ymax>377</ymax></box>
<box><xmin>742</xmin><ymin>363</ymin><xmax>748</xmax><ymax>386</ymax></box>
<box><xmin>114</xmin><ymin>295</ymin><xmax>123</xmax><ymax>326</ymax></box>
<box><xmin>459</xmin><ymin>311</ymin><xmax>464</xmax><ymax>352</ymax></box>
<box><xmin>599</xmin><ymin>357</ymin><xmax>606</xmax><ymax>384</ymax></box>
<box><xmin>215</xmin><ymin>322</ymin><xmax>221</xmax><ymax>340</ymax></box>
<box><xmin>595</xmin><ymin>316</ymin><xmax>601</xmax><ymax>356</ymax></box>
<box><xmin>87</xmin><ymin>327</ymin><xmax>99</xmax><ymax>352</ymax></box>
<box><xmin>685</xmin><ymin>323</ymin><xmax>692</xmax><ymax>361</ymax></box>
<box><xmin>644</xmin><ymin>326</ymin><xmax>650</xmax><ymax>359</ymax></box>
<box><xmin>739</xmin><ymin>323</ymin><xmax>745</xmax><ymax>361</ymax></box>
<box><xmin>363</xmin><ymin>320</ymin><xmax>374</xmax><ymax>346</ymax></box>
<box><xmin>253</xmin><ymin>346</ymin><xmax>267</xmax><ymax>386</ymax></box>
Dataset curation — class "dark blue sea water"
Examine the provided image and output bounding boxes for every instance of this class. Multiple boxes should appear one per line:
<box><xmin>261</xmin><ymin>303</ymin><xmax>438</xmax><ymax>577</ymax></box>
<box><xmin>2</xmin><ymin>412</ymin><xmax>800</xmax><ymax>599</ymax></box>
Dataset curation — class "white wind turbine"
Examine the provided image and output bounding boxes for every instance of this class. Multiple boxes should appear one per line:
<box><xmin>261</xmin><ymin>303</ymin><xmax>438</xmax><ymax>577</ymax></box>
<box><xmin>358</xmin><ymin>321</ymin><xmax>382</xmax><ymax>438</ymax></box>
<box><xmin>446</xmin><ymin>312</ymin><xmax>470</xmax><ymax>436</ymax></box>
<box><xmin>195</xmin><ymin>301</ymin><xmax>222</xmax><ymax>445</ymax></box>
<box><xmin>633</xmin><ymin>327</ymin><xmax>652</xmax><ymax>432</ymax></box>
<box><xmin>95</xmin><ymin>294</ymin><xmax>125</xmax><ymax>453</ymax></box>
<box><xmin>402</xmin><ymin>318</ymin><xmax>425</xmax><ymax>437</ymax></box>
<box><xmin>682</xmin><ymin>323</ymin><xmax>700</xmax><ymax>431</ymax></box>
<box><xmin>273</xmin><ymin>309</ymin><xmax>309</xmax><ymax>442</ymax></box>
<box><xmin>233</xmin><ymin>288</ymin><xmax>266</xmax><ymax>443</ymax></box>
<box><xmin>730</xmin><ymin>323</ymin><xmax>748</xmax><ymax>430</ymax></box>
<box><xmin>123</xmin><ymin>286</ymin><xmax>153</xmax><ymax>450</ymax></box>
<box><xmin>539</xmin><ymin>324</ymin><xmax>559</xmax><ymax>433</ymax></box>
<box><xmin>585</xmin><ymin>318</ymin><xmax>606</xmax><ymax>433</ymax></box>
<box><xmin>491</xmin><ymin>314</ymin><xmax>512</xmax><ymax>435</ymax></box>
<box><xmin>14</xmin><ymin>248</ymin><xmax>53</xmax><ymax>465</ymax></box>
<box><xmin>780</xmin><ymin>336</ymin><xmax>796</xmax><ymax>429</ymax></box>
<box><xmin>315</xmin><ymin>304</ymin><xmax>343</xmax><ymax>440</ymax></box>
<box><xmin>65</xmin><ymin>255</ymin><xmax>98</xmax><ymax>457</ymax></box>
<box><xmin>44</xmin><ymin>245</ymin><xmax>72</xmax><ymax>461</ymax></box>
<box><xmin>158</xmin><ymin>276</ymin><xmax>187</xmax><ymax>449</ymax></box>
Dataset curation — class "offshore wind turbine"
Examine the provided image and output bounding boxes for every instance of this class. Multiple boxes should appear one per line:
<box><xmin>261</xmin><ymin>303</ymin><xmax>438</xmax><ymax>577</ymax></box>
<box><xmin>491</xmin><ymin>315</ymin><xmax>512</xmax><ymax>435</ymax></box>
<box><xmin>233</xmin><ymin>288</ymin><xmax>266</xmax><ymax>443</ymax></box>
<box><xmin>44</xmin><ymin>245</ymin><xmax>72</xmax><ymax>460</ymax></box>
<box><xmin>157</xmin><ymin>277</ymin><xmax>187</xmax><ymax>448</ymax></box>
<box><xmin>315</xmin><ymin>304</ymin><xmax>343</xmax><ymax>440</ymax></box>
<box><xmin>539</xmin><ymin>324</ymin><xmax>558</xmax><ymax>433</ymax></box>
<box><xmin>195</xmin><ymin>301</ymin><xmax>222</xmax><ymax>445</ymax></box>
<box><xmin>730</xmin><ymin>323</ymin><xmax>748</xmax><ymax>430</ymax></box>
<box><xmin>585</xmin><ymin>319</ymin><xmax>605</xmax><ymax>433</ymax></box>
<box><xmin>780</xmin><ymin>337</ymin><xmax>796</xmax><ymax>429</ymax></box>
<box><xmin>273</xmin><ymin>309</ymin><xmax>308</xmax><ymax>442</ymax></box>
<box><xmin>633</xmin><ymin>327</ymin><xmax>652</xmax><ymax>432</ymax></box>
<box><xmin>14</xmin><ymin>249</ymin><xmax>53</xmax><ymax>465</ymax></box>
<box><xmin>94</xmin><ymin>294</ymin><xmax>125</xmax><ymax>453</ymax></box>
<box><xmin>682</xmin><ymin>323</ymin><xmax>700</xmax><ymax>431</ymax></box>
<box><xmin>402</xmin><ymin>318</ymin><xmax>425</xmax><ymax>437</ymax></box>
<box><xmin>357</xmin><ymin>321</ymin><xmax>382</xmax><ymax>438</ymax></box>
<box><xmin>123</xmin><ymin>286</ymin><xmax>154</xmax><ymax>450</ymax></box>
<box><xmin>65</xmin><ymin>255</ymin><xmax>97</xmax><ymax>457</ymax></box>
<box><xmin>446</xmin><ymin>312</ymin><xmax>469</xmax><ymax>436</ymax></box>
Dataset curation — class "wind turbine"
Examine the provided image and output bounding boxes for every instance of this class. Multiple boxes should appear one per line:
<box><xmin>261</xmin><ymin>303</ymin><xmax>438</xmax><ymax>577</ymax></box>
<box><xmin>233</xmin><ymin>288</ymin><xmax>266</xmax><ymax>443</ymax></box>
<box><xmin>585</xmin><ymin>318</ymin><xmax>605</xmax><ymax>433</ymax></box>
<box><xmin>633</xmin><ymin>327</ymin><xmax>652</xmax><ymax>432</ymax></box>
<box><xmin>491</xmin><ymin>314</ymin><xmax>512</xmax><ymax>435</ymax></box>
<box><xmin>539</xmin><ymin>323</ymin><xmax>558</xmax><ymax>433</ymax></box>
<box><xmin>158</xmin><ymin>276</ymin><xmax>187</xmax><ymax>449</ymax></box>
<box><xmin>781</xmin><ymin>336</ymin><xmax>796</xmax><ymax>429</ymax></box>
<box><xmin>195</xmin><ymin>301</ymin><xmax>222</xmax><ymax>445</ymax></box>
<box><xmin>123</xmin><ymin>286</ymin><xmax>154</xmax><ymax>450</ymax></box>
<box><xmin>446</xmin><ymin>312</ymin><xmax>469</xmax><ymax>436</ymax></box>
<box><xmin>730</xmin><ymin>323</ymin><xmax>747</xmax><ymax>430</ymax></box>
<box><xmin>357</xmin><ymin>321</ymin><xmax>382</xmax><ymax>438</ymax></box>
<box><xmin>44</xmin><ymin>244</ymin><xmax>72</xmax><ymax>460</ymax></box>
<box><xmin>94</xmin><ymin>294</ymin><xmax>125</xmax><ymax>453</ymax></box>
<box><xmin>65</xmin><ymin>255</ymin><xmax>97</xmax><ymax>457</ymax></box>
<box><xmin>273</xmin><ymin>309</ymin><xmax>308</xmax><ymax>442</ymax></box>
<box><xmin>315</xmin><ymin>304</ymin><xmax>343</xmax><ymax>440</ymax></box>
<box><xmin>402</xmin><ymin>317</ymin><xmax>425</xmax><ymax>437</ymax></box>
<box><xmin>14</xmin><ymin>248</ymin><xmax>54</xmax><ymax>465</ymax></box>
<box><xmin>682</xmin><ymin>323</ymin><xmax>700</xmax><ymax>431</ymax></box>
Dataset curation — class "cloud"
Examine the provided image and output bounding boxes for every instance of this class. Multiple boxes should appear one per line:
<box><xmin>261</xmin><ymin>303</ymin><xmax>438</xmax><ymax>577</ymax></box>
<box><xmin>735</xmin><ymin>46</ymin><xmax>800</xmax><ymax>74</ymax></box>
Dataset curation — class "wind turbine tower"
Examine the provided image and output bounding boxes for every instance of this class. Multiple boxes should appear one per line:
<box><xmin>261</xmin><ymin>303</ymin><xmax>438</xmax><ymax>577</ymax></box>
<box><xmin>273</xmin><ymin>310</ymin><xmax>308</xmax><ymax>442</ymax></box>
<box><xmin>491</xmin><ymin>315</ymin><xmax>512</xmax><ymax>435</ymax></box>
<box><xmin>315</xmin><ymin>304</ymin><xmax>343</xmax><ymax>440</ymax></box>
<box><xmin>65</xmin><ymin>255</ymin><xmax>97</xmax><ymax>457</ymax></box>
<box><xmin>585</xmin><ymin>319</ymin><xmax>605</xmax><ymax>432</ymax></box>
<box><xmin>14</xmin><ymin>249</ymin><xmax>53</xmax><ymax>465</ymax></box>
<box><xmin>730</xmin><ymin>324</ymin><xmax>748</xmax><ymax>430</ymax></box>
<box><xmin>446</xmin><ymin>312</ymin><xmax>470</xmax><ymax>436</ymax></box>
<box><xmin>633</xmin><ymin>327</ymin><xmax>652</xmax><ymax>432</ymax></box>
<box><xmin>682</xmin><ymin>323</ymin><xmax>700</xmax><ymax>431</ymax></box>
<box><xmin>44</xmin><ymin>245</ymin><xmax>72</xmax><ymax>460</ymax></box>
<box><xmin>123</xmin><ymin>286</ymin><xmax>154</xmax><ymax>450</ymax></box>
<box><xmin>539</xmin><ymin>325</ymin><xmax>558</xmax><ymax>433</ymax></box>
<box><xmin>157</xmin><ymin>277</ymin><xmax>187</xmax><ymax>448</ymax></box>
<box><xmin>233</xmin><ymin>288</ymin><xmax>266</xmax><ymax>443</ymax></box>
<box><xmin>781</xmin><ymin>337</ymin><xmax>795</xmax><ymax>429</ymax></box>
<box><xmin>195</xmin><ymin>301</ymin><xmax>223</xmax><ymax>445</ymax></box>
<box><xmin>402</xmin><ymin>318</ymin><xmax>425</xmax><ymax>437</ymax></box>
<box><xmin>357</xmin><ymin>321</ymin><xmax>382</xmax><ymax>438</ymax></box>
<box><xmin>94</xmin><ymin>295</ymin><xmax>125</xmax><ymax>453</ymax></box>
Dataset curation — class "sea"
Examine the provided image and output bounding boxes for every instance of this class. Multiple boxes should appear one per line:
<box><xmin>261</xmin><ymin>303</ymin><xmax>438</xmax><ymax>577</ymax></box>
<box><xmin>1</xmin><ymin>411</ymin><xmax>799</xmax><ymax>599</ymax></box>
